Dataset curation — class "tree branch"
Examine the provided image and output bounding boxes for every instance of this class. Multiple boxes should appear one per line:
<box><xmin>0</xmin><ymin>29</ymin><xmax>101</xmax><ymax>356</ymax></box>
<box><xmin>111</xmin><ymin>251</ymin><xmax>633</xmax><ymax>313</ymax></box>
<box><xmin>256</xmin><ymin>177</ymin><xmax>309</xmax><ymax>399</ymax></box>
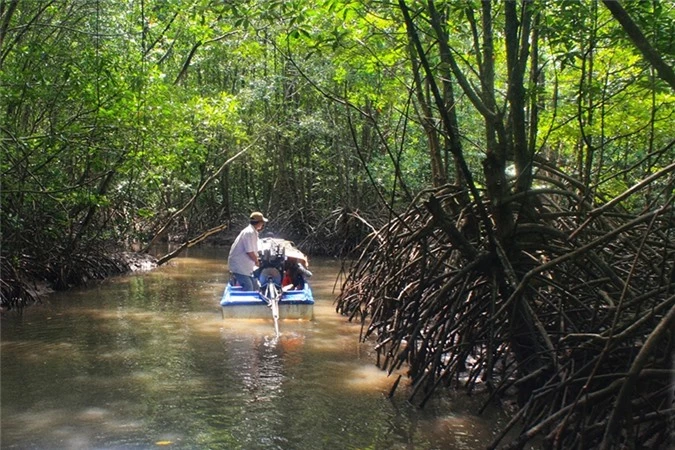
<box><xmin>602</xmin><ymin>0</ymin><xmax>675</xmax><ymax>90</ymax></box>
<box><xmin>142</xmin><ymin>142</ymin><xmax>255</xmax><ymax>253</ymax></box>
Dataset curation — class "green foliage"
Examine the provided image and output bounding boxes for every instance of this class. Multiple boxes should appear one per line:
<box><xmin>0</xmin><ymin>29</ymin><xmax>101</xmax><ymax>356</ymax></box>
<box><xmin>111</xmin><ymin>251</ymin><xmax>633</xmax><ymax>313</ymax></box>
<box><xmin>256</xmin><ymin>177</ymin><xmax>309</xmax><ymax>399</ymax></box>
<box><xmin>1</xmin><ymin>0</ymin><xmax>672</xmax><ymax>287</ymax></box>
<box><xmin>537</xmin><ymin>1</ymin><xmax>674</xmax><ymax>203</ymax></box>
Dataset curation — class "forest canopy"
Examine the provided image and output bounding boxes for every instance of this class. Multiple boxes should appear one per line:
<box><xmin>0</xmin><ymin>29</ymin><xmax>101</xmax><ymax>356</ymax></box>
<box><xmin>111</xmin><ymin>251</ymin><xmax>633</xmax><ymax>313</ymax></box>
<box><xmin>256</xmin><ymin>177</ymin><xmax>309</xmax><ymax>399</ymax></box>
<box><xmin>2</xmin><ymin>0</ymin><xmax>671</xmax><ymax>280</ymax></box>
<box><xmin>1</xmin><ymin>1</ymin><xmax>673</xmax><ymax>448</ymax></box>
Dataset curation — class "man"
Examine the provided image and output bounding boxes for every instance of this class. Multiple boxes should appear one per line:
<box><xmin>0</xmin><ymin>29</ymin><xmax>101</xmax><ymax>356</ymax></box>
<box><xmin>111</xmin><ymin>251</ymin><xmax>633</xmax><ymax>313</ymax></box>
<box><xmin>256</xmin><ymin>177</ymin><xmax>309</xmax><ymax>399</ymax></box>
<box><xmin>227</xmin><ymin>211</ymin><xmax>268</xmax><ymax>291</ymax></box>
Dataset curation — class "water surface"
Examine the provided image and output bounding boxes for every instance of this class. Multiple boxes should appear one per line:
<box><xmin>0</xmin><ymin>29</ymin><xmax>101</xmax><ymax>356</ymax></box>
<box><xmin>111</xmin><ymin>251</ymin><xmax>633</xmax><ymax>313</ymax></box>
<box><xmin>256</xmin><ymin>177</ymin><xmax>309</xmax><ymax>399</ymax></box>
<box><xmin>1</xmin><ymin>247</ymin><xmax>505</xmax><ymax>449</ymax></box>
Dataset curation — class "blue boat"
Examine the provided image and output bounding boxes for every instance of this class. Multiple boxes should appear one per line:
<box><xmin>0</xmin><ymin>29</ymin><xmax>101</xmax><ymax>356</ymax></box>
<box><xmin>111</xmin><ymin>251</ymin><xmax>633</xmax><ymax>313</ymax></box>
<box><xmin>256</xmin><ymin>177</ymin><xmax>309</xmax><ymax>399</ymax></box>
<box><xmin>220</xmin><ymin>237</ymin><xmax>314</xmax><ymax>320</ymax></box>
<box><xmin>220</xmin><ymin>282</ymin><xmax>314</xmax><ymax>320</ymax></box>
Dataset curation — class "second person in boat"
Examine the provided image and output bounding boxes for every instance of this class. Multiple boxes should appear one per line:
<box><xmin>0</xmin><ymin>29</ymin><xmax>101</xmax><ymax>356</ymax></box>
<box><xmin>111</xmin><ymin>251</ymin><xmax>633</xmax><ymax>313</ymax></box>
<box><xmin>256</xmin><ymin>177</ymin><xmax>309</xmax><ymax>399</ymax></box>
<box><xmin>282</xmin><ymin>259</ymin><xmax>313</xmax><ymax>290</ymax></box>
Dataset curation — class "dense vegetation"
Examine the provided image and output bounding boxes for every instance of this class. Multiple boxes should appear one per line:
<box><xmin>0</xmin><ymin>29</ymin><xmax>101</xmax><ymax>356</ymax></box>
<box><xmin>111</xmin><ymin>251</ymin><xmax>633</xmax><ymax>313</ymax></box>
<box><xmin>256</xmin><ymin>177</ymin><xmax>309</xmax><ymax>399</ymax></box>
<box><xmin>1</xmin><ymin>1</ymin><xmax>673</xmax><ymax>448</ymax></box>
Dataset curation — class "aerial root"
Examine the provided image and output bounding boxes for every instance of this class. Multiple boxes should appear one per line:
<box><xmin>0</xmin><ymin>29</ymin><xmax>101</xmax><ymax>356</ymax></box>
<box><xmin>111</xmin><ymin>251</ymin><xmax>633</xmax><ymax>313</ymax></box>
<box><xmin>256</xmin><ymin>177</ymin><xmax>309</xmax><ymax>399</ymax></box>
<box><xmin>336</xmin><ymin>174</ymin><xmax>674</xmax><ymax>449</ymax></box>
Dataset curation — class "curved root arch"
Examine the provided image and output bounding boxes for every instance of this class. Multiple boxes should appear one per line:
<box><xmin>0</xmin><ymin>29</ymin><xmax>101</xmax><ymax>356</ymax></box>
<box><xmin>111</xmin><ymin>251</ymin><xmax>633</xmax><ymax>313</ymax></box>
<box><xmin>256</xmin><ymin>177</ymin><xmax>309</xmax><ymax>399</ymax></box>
<box><xmin>336</xmin><ymin>165</ymin><xmax>674</xmax><ymax>449</ymax></box>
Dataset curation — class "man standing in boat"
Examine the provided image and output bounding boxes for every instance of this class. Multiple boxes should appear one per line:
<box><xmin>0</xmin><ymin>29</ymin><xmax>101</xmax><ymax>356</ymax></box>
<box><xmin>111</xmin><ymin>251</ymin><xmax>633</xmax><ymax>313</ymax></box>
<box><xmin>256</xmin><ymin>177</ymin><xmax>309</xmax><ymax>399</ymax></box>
<box><xmin>228</xmin><ymin>211</ymin><xmax>268</xmax><ymax>291</ymax></box>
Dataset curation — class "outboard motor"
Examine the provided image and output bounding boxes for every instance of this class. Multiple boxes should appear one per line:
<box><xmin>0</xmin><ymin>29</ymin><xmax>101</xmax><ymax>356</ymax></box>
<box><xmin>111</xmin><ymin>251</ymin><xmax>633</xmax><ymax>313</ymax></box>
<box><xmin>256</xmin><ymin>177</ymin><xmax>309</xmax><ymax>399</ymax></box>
<box><xmin>254</xmin><ymin>238</ymin><xmax>286</xmax><ymax>288</ymax></box>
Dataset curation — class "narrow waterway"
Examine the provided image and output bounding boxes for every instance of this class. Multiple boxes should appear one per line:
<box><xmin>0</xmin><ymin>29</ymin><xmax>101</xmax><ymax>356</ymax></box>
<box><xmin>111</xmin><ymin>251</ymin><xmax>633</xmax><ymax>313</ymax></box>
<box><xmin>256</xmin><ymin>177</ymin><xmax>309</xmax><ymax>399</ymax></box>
<box><xmin>1</xmin><ymin>247</ymin><xmax>507</xmax><ymax>449</ymax></box>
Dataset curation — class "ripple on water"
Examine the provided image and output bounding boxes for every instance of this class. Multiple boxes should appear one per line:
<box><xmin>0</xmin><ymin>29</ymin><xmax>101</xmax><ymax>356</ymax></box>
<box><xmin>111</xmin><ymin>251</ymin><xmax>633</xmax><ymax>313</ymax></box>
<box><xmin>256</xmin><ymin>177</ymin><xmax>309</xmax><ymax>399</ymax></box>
<box><xmin>1</xmin><ymin>254</ymin><xmax>510</xmax><ymax>449</ymax></box>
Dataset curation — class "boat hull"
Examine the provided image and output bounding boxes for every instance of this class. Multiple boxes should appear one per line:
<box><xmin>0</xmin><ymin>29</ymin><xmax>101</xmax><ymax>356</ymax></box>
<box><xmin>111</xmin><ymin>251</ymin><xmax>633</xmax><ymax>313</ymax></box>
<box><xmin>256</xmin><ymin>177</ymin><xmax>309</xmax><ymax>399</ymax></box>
<box><xmin>220</xmin><ymin>283</ymin><xmax>314</xmax><ymax>320</ymax></box>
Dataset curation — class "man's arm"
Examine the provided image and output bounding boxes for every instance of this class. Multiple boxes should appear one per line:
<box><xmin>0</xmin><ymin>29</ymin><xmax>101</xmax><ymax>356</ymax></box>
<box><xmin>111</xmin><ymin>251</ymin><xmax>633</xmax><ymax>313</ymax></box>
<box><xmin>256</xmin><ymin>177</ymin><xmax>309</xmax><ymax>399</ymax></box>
<box><xmin>247</xmin><ymin>251</ymin><xmax>259</xmax><ymax>266</ymax></box>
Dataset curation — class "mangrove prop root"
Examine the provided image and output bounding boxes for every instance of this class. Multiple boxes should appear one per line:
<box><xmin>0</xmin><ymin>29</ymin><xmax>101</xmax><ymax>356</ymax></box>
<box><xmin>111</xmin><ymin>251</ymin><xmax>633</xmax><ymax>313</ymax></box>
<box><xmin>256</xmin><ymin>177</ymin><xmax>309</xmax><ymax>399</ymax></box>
<box><xmin>335</xmin><ymin>174</ymin><xmax>674</xmax><ymax>449</ymax></box>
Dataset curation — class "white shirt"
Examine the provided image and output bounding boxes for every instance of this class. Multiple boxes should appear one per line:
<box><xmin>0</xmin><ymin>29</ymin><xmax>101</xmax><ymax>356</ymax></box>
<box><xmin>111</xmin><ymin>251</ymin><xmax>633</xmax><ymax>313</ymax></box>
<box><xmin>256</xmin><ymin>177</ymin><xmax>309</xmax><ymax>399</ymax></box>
<box><xmin>227</xmin><ymin>224</ymin><xmax>259</xmax><ymax>275</ymax></box>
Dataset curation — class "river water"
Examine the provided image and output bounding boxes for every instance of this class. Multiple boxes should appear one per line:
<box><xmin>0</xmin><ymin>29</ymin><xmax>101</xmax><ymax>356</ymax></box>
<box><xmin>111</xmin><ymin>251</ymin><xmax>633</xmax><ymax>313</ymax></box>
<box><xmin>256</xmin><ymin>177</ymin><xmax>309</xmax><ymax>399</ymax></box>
<box><xmin>1</xmin><ymin>247</ymin><xmax>507</xmax><ymax>449</ymax></box>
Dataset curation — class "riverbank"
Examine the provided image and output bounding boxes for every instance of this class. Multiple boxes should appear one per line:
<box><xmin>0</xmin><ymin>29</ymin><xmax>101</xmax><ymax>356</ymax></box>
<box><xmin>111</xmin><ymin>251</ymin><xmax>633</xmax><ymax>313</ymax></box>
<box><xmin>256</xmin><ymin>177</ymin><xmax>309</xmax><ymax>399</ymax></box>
<box><xmin>1</xmin><ymin>224</ymin><xmax>346</xmax><ymax>312</ymax></box>
<box><xmin>0</xmin><ymin>252</ymin><xmax>159</xmax><ymax>311</ymax></box>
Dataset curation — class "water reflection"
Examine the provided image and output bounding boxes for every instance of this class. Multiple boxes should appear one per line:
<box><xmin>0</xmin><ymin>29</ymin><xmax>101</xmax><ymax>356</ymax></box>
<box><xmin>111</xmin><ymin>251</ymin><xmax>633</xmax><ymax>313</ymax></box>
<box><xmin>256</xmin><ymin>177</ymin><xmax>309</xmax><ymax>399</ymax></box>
<box><xmin>1</xmin><ymin>248</ymin><xmax>506</xmax><ymax>449</ymax></box>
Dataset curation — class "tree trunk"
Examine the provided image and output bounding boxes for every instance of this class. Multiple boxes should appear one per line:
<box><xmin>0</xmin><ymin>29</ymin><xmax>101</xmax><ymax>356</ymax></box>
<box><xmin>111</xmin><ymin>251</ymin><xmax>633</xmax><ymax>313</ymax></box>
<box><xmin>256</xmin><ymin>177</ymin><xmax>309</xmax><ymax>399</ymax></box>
<box><xmin>602</xmin><ymin>0</ymin><xmax>675</xmax><ymax>90</ymax></box>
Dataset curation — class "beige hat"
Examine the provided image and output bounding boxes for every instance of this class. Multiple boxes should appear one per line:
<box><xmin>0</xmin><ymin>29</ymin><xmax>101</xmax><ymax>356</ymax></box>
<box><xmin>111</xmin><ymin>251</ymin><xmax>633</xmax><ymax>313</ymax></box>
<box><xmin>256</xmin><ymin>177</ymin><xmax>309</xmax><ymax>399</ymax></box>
<box><xmin>250</xmin><ymin>211</ymin><xmax>268</xmax><ymax>223</ymax></box>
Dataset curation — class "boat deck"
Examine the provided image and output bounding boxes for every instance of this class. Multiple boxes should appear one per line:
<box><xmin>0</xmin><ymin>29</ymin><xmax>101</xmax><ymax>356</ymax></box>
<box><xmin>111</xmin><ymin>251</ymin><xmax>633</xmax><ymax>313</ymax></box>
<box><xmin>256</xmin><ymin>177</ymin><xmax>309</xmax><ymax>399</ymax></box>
<box><xmin>220</xmin><ymin>283</ymin><xmax>314</xmax><ymax>320</ymax></box>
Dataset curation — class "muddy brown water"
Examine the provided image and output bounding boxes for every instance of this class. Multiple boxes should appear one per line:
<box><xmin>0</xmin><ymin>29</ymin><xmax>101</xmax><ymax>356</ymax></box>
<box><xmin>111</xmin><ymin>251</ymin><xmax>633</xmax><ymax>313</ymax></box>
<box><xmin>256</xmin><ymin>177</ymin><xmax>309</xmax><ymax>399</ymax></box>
<box><xmin>1</xmin><ymin>247</ymin><xmax>508</xmax><ymax>449</ymax></box>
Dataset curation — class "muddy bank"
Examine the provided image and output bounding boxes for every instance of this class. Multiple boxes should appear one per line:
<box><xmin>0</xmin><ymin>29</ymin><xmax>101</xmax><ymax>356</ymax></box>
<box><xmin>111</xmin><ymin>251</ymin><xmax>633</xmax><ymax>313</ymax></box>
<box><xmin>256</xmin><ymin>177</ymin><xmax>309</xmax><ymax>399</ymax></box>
<box><xmin>1</xmin><ymin>252</ymin><xmax>158</xmax><ymax>311</ymax></box>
